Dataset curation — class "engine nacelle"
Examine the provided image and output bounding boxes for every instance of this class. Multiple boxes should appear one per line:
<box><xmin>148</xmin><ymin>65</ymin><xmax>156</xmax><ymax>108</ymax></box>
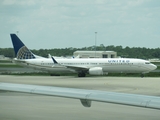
<box><xmin>89</xmin><ymin>67</ymin><xmax>104</xmax><ymax>75</ymax></box>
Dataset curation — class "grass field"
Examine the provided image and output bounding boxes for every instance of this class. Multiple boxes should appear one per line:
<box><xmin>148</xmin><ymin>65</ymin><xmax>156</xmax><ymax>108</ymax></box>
<box><xmin>0</xmin><ymin>64</ymin><xmax>23</xmax><ymax>68</ymax></box>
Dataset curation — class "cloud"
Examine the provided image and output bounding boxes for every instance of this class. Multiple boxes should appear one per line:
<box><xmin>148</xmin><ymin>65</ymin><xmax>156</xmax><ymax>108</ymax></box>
<box><xmin>0</xmin><ymin>0</ymin><xmax>160</xmax><ymax>49</ymax></box>
<box><xmin>2</xmin><ymin>0</ymin><xmax>36</xmax><ymax>6</ymax></box>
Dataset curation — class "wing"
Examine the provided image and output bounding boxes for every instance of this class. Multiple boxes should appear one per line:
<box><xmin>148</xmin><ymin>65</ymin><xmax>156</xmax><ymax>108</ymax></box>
<box><xmin>51</xmin><ymin>56</ymin><xmax>89</xmax><ymax>72</ymax></box>
<box><xmin>0</xmin><ymin>83</ymin><xmax>160</xmax><ymax>110</ymax></box>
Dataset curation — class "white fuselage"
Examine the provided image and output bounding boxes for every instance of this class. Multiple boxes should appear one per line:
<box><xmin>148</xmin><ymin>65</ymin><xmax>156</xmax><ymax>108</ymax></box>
<box><xmin>14</xmin><ymin>58</ymin><xmax>157</xmax><ymax>74</ymax></box>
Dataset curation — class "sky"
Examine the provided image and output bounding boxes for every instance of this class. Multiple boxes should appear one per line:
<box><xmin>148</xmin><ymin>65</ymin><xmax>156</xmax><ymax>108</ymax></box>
<box><xmin>0</xmin><ymin>0</ymin><xmax>160</xmax><ymax>49</ymax></box>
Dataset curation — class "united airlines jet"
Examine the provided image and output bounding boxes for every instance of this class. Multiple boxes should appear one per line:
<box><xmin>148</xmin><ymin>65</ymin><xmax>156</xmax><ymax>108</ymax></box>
<box><xmin>10</xmin><ymin>34</ymin><xmax>157</xmax><ymax>77</ymax></box>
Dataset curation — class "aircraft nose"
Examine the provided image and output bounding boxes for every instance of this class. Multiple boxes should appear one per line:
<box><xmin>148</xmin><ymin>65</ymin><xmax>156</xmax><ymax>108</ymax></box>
<box><xmin>151</xmin><ymin>64</ymin><xmax>157</xmax><ymax>71</ymax></box>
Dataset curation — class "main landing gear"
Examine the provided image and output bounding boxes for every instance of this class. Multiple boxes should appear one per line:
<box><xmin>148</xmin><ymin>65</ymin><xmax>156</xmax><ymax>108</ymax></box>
<box><xmin>50</xmin><ymin>74</ymin><xmax>60</xmax><ymax>76</ymax></box>
<box><xmin>78</xmin><ymin>72</ymin><xmax>86</xmax><ymax>77</ymax></box>
<box><xmin>141</xmin><ymin>73</ymin><xmax>145</xmax><ymax>78</ymax></box>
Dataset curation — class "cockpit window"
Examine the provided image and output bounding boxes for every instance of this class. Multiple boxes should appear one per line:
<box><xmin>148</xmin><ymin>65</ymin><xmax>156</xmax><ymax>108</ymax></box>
<box><xmin>145</xmin><ymin>62</ymin><xmax>151</xmax><ymax>64</ymax></box>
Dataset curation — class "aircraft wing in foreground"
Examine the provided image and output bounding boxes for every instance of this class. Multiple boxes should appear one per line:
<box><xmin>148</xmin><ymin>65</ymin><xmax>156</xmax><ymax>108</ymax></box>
<box><xmin>0</xmin><ymin>83</ymin><xmax>160</xmax><ymax>110</ymax></box>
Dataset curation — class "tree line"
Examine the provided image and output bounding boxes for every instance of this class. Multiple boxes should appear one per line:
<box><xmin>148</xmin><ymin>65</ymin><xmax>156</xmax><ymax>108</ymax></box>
<box><xmin>0</xmin><ymin>45</ymin><xmax>160</xmax><ymax>59</ymax></box>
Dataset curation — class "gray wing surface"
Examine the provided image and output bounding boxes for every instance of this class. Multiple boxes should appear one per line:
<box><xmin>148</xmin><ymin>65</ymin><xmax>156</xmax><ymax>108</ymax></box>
<box><xmin>63</xmin><ymin>65</ymin><xmax>89</xmax><ymax>72</ymax></box>
<box><xmin>51</xmin><ymin>56</ymin><xmax>89</xmax><ymax>71</ymax></box>
<box><xmin>0</xmin><ymin>83</ymin><xmax>160</xmax><ymax>110</ymax></box>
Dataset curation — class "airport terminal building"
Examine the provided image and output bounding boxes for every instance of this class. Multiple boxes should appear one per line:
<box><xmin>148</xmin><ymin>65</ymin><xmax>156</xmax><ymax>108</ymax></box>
<box><xmin>73</xmin><ymin>51</ymin><xmax>117</xmax><ymax>58</ymax></box>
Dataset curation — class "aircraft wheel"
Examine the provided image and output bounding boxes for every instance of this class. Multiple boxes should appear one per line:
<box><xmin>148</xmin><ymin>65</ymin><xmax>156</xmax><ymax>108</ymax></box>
<box><xmin>50</xmin><ymin>74</ymin><xmax>60</xmax><ymax>76</ymax></box>
<box><xmin>78</xmin><ymin>72</ymin><xmax>86</xmax><ymax>77</ymax></box>
<box><xmin>141</xmin><ymin>74</ymin><xmax>144</xmax><ymax>78</ymax></box>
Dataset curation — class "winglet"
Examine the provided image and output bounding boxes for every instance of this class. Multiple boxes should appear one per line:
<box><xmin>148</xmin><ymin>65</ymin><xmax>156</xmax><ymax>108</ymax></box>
<box><xmin>51</xmin><ymin>56</ymin><xmax>58</xmax><ymax>64</ymax></box>
<box><xmin>10</xmin><ymin>34</ymin><xmax>36</xmax><ymax>59</ymax></box>
<box><xmin>48</xmin><ymin>54</ymin><xmax>51</xmax><ymax>58</ymax></box>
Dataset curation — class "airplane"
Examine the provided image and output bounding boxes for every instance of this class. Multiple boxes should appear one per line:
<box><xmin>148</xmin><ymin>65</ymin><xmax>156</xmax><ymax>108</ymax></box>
<box><xmin>10</xmin><ymin>34</ymin><xmax>157</xmax><ymax>77</ymax></box>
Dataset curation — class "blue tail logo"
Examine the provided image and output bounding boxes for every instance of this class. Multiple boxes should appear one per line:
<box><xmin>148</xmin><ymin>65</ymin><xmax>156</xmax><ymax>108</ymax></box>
<box><xmin>10</xmin><ymin>34</ymin><xmax>35</xmax><ymax>59</ymax></box>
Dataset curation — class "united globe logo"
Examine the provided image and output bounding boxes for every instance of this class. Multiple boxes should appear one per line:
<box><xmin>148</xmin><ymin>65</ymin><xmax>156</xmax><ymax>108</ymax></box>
<box><xmin>17</xmin><ymin>46</ymin><xmax>35</xmax><ymax>59</ymax></box>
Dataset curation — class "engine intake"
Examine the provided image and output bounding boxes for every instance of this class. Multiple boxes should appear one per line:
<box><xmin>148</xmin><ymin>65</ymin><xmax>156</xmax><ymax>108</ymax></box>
<box><xmin>89</xmin><ymin>67</ymin><xmax>104</xmax><ymax>75</ymax></box>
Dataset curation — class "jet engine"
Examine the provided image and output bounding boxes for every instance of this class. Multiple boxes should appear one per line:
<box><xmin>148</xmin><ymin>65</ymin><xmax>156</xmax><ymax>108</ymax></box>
<box><xmin>89</xmin><ymin>67</ymin><xmax>104</xmax><ymax>75</ymax></box>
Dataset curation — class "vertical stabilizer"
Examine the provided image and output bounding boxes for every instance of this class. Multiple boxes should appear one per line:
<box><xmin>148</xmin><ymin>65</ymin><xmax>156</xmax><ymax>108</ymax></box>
<box><xmin>10</xmin><ymin>34</ymin><xmax>36</xmax><ymax>59</ymax></box>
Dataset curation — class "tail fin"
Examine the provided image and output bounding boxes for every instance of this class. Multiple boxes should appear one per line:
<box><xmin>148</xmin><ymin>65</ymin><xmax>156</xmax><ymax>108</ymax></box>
<box><xmin>10</xmin><ymin>34</ymin><xmax>36</xmax><ymax>59</ymax></box>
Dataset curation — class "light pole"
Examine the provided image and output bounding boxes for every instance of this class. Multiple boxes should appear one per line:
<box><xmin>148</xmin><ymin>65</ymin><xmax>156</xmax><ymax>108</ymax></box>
<box><xmin>95</xmin><ymin>32</ymin><xmax>97</xmax><ymax>58</ymax></box>
<box><xmin>16</xmin><ymin>31</ymin><xmax>19</xmax><ymax>36</ymax></box>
